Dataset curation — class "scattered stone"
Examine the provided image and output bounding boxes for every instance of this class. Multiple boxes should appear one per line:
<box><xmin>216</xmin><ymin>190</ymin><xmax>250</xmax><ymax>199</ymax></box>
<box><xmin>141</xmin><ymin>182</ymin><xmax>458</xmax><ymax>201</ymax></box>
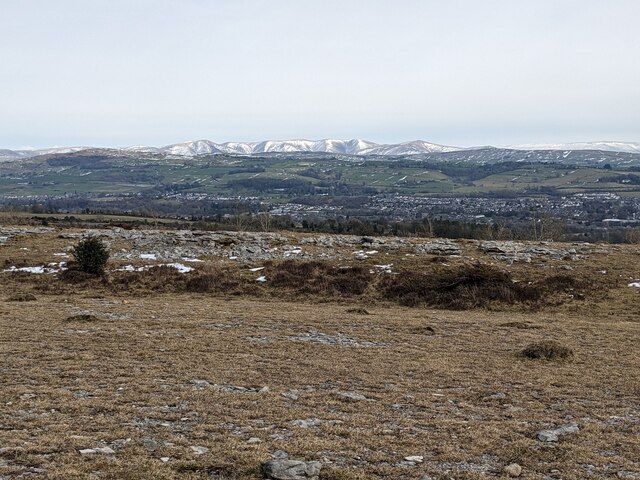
<box><xmin>290</xmin><ymin>418</ymin><xmax>323</xmax><ymax>428</ymax></box>
<box><xmin>271</xmin><ymin>450</ymin><xmax>289</xmax><ymax>459</ymax></box>
<box><xmin>189</xmin><ymin>445</ymin><xmax>209</xmax><ymax>455</ymax></box>
<box><xmin>537</xmin><ymin>423</ymin><xmax>579</xmax><ymax>442</ymax></box>
<box><xmin>213</xmin><ymin>384</ymin><xmax>268</xmax><ymax>394</ymax></box>
<box><xmin>289</xmin><ymin>331</ymin><xmax>388</xmax><ymax>348</ymax></box>
<box><xmin>617</xmin><ymin>470</ymin><xmax>640</xmax><ymax>479</ymax></box>
<box><xmin>504</xmin><ymin>463</ymin><xmax>522</xmax><ymax>477</ymax></box>
<box><xmin>336</xmin><ymin>391</ymin><xmax>369</xmax><ymax>401</ymax></box>
<box><xmin>79</xmin><ymin>447</ymin><xmax>115</xmax><ymax>455</ymax></box>
<box><xmin>262</xmin><ymin>459</ymin><xmax>322</xmax><ymax>480</ymax></box>
<box><xmin>404</xmin><ymin>455</ymin><xmax>424</xmax><ymax>463</ymax></box>
<box><xmin>281</xmin><ymin>391</ymin><xmax>299</xmax><ymax>401</ymax></box>
<box><xmin>190</xmin><ymin>379</ymin><xmax>211</xmax><ymax>389</ymax></box>
<box><xmin>247</xmin><ymin>437</ymin><xmax>263</xmax><ymax>444</ymax></box>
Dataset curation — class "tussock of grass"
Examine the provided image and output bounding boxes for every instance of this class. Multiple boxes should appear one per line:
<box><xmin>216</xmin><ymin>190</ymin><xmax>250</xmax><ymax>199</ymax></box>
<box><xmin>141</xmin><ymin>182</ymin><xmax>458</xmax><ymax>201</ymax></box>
<box><xmin>345</xmin><ymin>307</ymin><xmax>370</xmax><ymax>315</ymax></box>
<box><xmin>65</xmin><ymin>314</ymin><xmax>100</xmax><ymax>322</ymax></box>
<box><xmin>500</xmin><ymin>321</ymin><xmax>542</xmax><ymax>329</ymax></box>
<box><xmin>520</xmin><ymin>341</ymin><xmax>574</xmax><ymax>361</ymax></box>
<box><xmin>5</xmin><ymin>293</ymin><xmax>37</xmax><ymax>302</ymax></box>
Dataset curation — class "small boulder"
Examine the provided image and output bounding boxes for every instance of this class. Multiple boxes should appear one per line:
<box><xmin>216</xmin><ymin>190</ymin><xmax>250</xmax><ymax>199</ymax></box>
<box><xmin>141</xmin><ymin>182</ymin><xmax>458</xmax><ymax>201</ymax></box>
<box><xmin>404</xmin><ymin>455</ymin><xmax>424</xmax><ymax>463</ymax></box>
<box><xmin>537</xmin><ymin>423</ymin><xmax>579</xmax><ymax>442</ymax></box>
<box><xmin>336</xmin><ymin>391</ymin><xmax>368</xmax><ymax>401</ymax></box>
<box><xmin>262</xmin><ymin>459</ymin><xmax>322</xmax><ymax>480</ymax></box>
<box><xmin>189</xmin><ymin>445</ymin><xmax>209</xmax><ymax>455</ymax></box>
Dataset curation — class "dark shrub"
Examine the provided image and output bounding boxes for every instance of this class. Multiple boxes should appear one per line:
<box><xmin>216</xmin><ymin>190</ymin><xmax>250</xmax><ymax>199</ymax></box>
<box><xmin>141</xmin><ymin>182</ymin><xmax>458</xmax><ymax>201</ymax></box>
<box><xmin>72</xmin><ymin>237</ymin><xmax>110</xmax><ymax>274</ymax></box>
<box><xmin>520</xmin><ymin>341</ymin><xmax>573</xmax><ymax>361</ymax></box>
<box><xmin>381</xmin><ymin>264</ymin><xmax>536</xmax><ymax>309</ymax></box>
<box><xmin>184</xmin><ymin>270</ymin><xmax>242</xmax><ymax>293</ymax></box>
<box><xmin>269</xmin><ymin>260</ymin><xmax>373</xmax><ymax>296</ymax></box>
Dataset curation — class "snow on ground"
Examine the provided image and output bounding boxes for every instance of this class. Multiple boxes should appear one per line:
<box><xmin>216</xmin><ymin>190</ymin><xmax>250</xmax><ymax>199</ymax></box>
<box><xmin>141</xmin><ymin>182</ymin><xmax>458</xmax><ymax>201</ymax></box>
<box><xmin>3</xmin><ymin>262</ymin><xmax>67</xmax><ymax>274</ymax></box>
<box><xmin>115</xmin><ymin>263</ymin><xmax>194</xmax><ymax>273</ymax></box>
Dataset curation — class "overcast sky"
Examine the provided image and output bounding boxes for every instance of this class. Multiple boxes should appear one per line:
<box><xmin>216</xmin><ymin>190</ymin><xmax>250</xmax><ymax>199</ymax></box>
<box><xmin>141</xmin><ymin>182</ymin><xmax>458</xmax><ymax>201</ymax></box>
<box><xmin>1</xmin><ymin>0</ymin><xmax>639</xmax><ymax>149</ymax></box>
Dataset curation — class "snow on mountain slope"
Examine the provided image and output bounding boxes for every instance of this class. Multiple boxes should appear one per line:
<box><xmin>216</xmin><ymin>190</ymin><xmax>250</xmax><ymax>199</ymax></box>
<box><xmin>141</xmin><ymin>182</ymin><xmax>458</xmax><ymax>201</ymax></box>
<box><xmin>4</xmin><ymin>139</ymin><xmax>639</xmax><ymax>160</ymax></box>
<box><xmin>163</xmin><ymin>140</ymin><xmax>224</xmax><ymax>156</ymax></box>
<box><xmin>157</xmin><ymin>138</ymin><xmax>460</xmax><ymax>156</ymax></box>
<box><xmin>509</xmin><ymin>142</ymin><xmax>640</xmax><ymax>154</ymax></box>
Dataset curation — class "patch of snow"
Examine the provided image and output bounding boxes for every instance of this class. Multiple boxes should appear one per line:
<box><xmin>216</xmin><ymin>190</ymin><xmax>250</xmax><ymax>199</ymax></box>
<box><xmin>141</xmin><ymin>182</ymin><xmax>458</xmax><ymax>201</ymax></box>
<box><xmin>3</xmin><ymin>262</ymin><xmax>67</xmax><ymax>274</ymax></box>
<box><xmin>629</xmin><ymin>282</ymin><xmax>640</xmax><ymax>288</ymax></box>
<box><xmin>256</xmin><ymin>276</ymin><xmax>267</xmax><ymax>282</ymax></box>
<box><xmin>374</xmin><ymin>264</ymin><xmax>393</xmax><ymax>273</ymax></box>
<box><xmin>249</xmin><ymin>267</ymin><xmax>265</xmax><ymax>272</ymax></box>
<box><xmin>164</xmin><ymin>263</ymin><xmax>194</xmax><ymax>273</ymax></box>
<box><xmin>115</xmin><ymin>263</ymin><xmax>194</xmax><ymax>273</ymax></box>
<box><xmin>140</xmin><ymin>253</ymin><xmax>157</xmax><ymax>260</ymax></box>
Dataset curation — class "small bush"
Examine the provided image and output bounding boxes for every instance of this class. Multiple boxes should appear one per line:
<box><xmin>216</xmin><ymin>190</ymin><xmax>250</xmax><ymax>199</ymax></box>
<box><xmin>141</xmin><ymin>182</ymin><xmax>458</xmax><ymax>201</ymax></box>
<box><xmin>72</xmin><ymin>237</ymin><xmax>109</xmax><ymax>275</ymax></box>
<box><xmin>520</xmin><ymin>341</ymin><xmax>573</xmax><ymax>361</ymax></box>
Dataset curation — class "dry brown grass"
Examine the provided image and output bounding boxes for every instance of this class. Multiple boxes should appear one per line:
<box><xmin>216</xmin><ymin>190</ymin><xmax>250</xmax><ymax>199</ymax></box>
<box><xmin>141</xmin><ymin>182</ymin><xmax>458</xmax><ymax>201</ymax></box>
<box><xmin>1</xmin><ymin>293</ymin><xmax>639</xmax><ymax>478</ymax></box>
<box><xmin>1</xmin><ymin>227</ymin><xmax>640</xmax><ymax>478</ymax></box>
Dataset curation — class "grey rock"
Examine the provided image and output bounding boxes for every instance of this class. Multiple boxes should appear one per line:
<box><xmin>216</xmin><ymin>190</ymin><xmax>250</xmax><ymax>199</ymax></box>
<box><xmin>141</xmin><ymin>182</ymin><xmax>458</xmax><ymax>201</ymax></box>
<box><xmin>262</xmin><ymin>459</ymin><xmax>322</xmax><ymax>480</ymax></box>
<box><xmin>79</xmin><ymin>447</ymin><xmax>115</xmax><ymax>455</ymax></box>
<box><xmin>415</xmin><ymin>240</ymin><xmax>461</xmax><ymax>256</ymax></box>
<box><xmin>281</xmin><ymin>390</ymin><xmax>299</xmax><ymax>401</ymax></box>
<box><xmin>617</xmin><ymin>471</ymin><xmax>640</xmax><ymax>479</ymax></box>
<box><xmin>404</xmin><ymin>455</ymin><xmax>424</xmax><ymax>463</ymax></box>
<box><xmin>290</xmin><ymin>418</ymin><xmax>323</xmax><ymax>428</ymax></box>
<box><xmin>537</xmin><ymin>423</ymin><xmax>579</xmax><ymax>442</ymax></box>
<box><xmin>289</xmin><ymin>331</ymin><xmax>388</xmax><ymax>348</ymax></box>
<box><xmin>189</xmin><ymin>445</ymin><xmax>209</xmax><ymax>455</ymax></box>
<box><xmin>336</xmin><ymin>391</ymin><xmax>369</xmax><ymax>401</ymax></box>
<box><xmin>213</xmin><ymin>384</ymin><xmax>268</xmax><ymax>394</ymax></box>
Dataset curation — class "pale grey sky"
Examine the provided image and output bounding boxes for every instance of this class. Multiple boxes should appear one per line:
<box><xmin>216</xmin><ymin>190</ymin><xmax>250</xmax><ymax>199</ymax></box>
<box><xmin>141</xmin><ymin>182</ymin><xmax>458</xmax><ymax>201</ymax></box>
<box><xmin>1</xmin><ymin>0</ymin><xmax>639</xmax><ymax>148</ymax></box>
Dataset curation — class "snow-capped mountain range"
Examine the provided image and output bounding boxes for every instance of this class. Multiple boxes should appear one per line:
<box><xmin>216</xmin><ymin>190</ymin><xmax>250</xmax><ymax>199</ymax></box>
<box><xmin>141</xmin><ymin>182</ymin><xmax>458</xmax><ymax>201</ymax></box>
<box><xmin>2</xmin><ymin>139</ymin><xmax>640</xmax><ymax>161</ymax></box>
<box><xmin>124</xmin><ymin>139</ymin><xmax>461</xmax><ymax>156</ymax></box>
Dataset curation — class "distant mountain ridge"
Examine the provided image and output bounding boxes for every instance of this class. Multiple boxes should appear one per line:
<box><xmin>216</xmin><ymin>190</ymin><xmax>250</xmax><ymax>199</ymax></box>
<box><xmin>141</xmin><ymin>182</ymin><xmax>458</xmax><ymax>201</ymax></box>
<box><xmin>1</xmin><ymin>139</ymin><xmax>640</xmax><ymax>162</ymax></box>
<box><xmin>124</xmin><ymin>138</ymin><xmax>461</xmax><ymax>156</ymax></box>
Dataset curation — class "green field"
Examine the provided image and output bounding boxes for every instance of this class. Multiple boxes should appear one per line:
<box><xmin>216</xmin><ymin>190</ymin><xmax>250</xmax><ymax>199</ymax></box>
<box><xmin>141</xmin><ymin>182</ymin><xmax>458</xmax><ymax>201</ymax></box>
<box><xmin>1</xmin><ymin>154</ymin><xmax>639</xmax><ymax>198</ymax></box>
